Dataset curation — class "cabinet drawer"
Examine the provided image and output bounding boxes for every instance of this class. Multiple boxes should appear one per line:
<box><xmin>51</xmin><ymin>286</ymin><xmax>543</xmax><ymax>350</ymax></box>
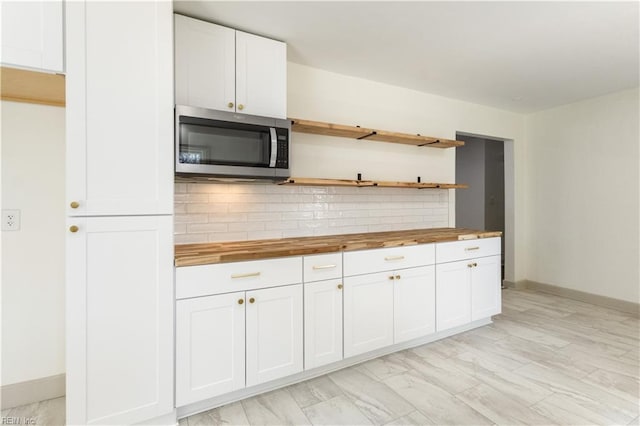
<box><xmin>303</xmin><ymin>253</ymin><xmax>342</xmax><ymax>282</ymax></box>
<box><xmin>343</xmin><ymin>244</ymin><xmax>435</xmax><ymax>277</ymax></box>
<box><xmin>436</xmin><ymin>237</ymin><xmax>501</xmax><ymax>264</ymax></box>
<box><xmin>176</xmin><ymin>257</ymin><xmax>302</xmax><ymax>299</ymax></box>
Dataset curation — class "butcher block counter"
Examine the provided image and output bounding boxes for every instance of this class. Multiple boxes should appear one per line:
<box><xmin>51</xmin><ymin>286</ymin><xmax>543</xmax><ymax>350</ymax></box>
<box><xmin>175</xmin><ymin>227</ymin><xmax>502</xmax><ymax>267</ymax></box>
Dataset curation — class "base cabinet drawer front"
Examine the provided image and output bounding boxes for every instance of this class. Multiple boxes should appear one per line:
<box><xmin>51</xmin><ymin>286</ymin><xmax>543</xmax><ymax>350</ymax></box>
<box><xmin>393</xmin><ymin>266</ymin><xmax>436</xmax><ymax>344</ymax></box>
<box><xmin>471</xmin><ymin>255</ymin><xmax>502</xmax><ymax>321</ymax></box>
<box><xmin>436</xmin><ymin>260</ymin><xmax>472</xmax><ymax>332</ymax></box>
<box><xmin>436</xmin><ymin>237</ymin><xmax>501</xmax><ymax>264</ymax></box>
<box><xmin>343</xmin><ymin>272</ymin><xmax>394</xmax><ymax>358</ymax></box>
<box><xmin>344</xmin><ymin>244</ymin><xmax>435</xmax><ymax>277</ymax></box>
<box><xmin>175</xmin><ymin>293</ymin><xmax>245</xmax><ymax>406</ymax></box>
<box><xmin>246</xmin><ymin>284</ymin><xmax>304</xmax><ymax>386</ymax></box>
<box><xmin>303</xmin><ymin>253</ymin><xmax>343</xmax><ymax>283</ymax></box>
<box><xmin>304</xmin><ymin>279</ymin><xmax>343</xmax><ymax>370</ymax></box>
<box><xmin>176</xmin><ymin>257</ymin><xmax>302</xmax><ymax>299</ymax></box>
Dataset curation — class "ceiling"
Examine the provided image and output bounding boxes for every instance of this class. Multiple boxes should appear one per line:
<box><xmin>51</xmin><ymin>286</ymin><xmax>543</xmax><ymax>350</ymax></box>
<box><xmin>173</xmin><ymin>1</ymin><xmax>640</xmax><ymax>113</ymax></box>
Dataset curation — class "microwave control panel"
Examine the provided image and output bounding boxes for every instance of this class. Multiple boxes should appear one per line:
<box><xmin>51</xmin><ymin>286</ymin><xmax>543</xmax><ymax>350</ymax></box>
<box><xmin>276</xmin><ymin>129</ymin><xmax>289</xmax><ymax>168</ymax></box>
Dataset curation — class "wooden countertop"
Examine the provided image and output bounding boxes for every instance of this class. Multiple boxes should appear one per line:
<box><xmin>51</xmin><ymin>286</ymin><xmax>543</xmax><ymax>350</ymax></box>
<box><xmin>175</xmin><ymin>228</ymin><xmax>502</xmax><ymax>267</ymax></box>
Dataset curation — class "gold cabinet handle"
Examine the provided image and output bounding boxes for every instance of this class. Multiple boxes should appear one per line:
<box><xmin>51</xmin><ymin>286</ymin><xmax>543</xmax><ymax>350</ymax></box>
<box><xmin>465</xmin><ymin>246</ymin><xmax>480</xmax><ymax>251</ymax></box>
<box><xmin>467</xmin><ymin>263</ymin><xmax>473</xmax><ymax>268</ymax></box>
<box><xmin>395</xmin><ymin>275</ymin><xmax>401</xmax><ymax>280</ymax></box>
<box><xmin>473</xmin><ymin>262</ymin><xmax>478</xmax><ymax>267</ymax></box>
<box><xmin>69</xmin><ymin>225</ymin><xmax>79</xmax><ymax>233</ymax></box>
<box><xmin>337</xmin><ymin>284</ymin><xmax>343</xmax><ymax>290</ymax></box>
<box><xmin>249</xmin><ymin>297</ymin><xmax>255</xmax><ymax>304</ymax></box>
<box><xmin>228</xmin><ymin>102</ymin><xmax>234</xmax><ymax>108</ymax></box>
<box><xmin>312</xmin><ymin>264</ymin><xmax>336</xmax><ymax>270</ymax></box>
<box><xmin>389</xmin><ymin>275</ymin><xmax>395</xmax><ymax>280</ymax></box>
<box><xmin>238</xmin><ymin>298</ymin><xmax>244</xmax><ymax>305</ymax></box>
<box><xmin>70</xmin><ymin>201</ymin><xmax>80</xmax><ymax>209</ymax></box>
<box><xmin>384</xmin><ymin>255</ymin><xmax>405</xmax><ymax>261</ymax></box>
<box><xmin>238</xmin><ymin>104</ymin><xmax>244</xmax><ymax>111</ymax></box>
<box><xmin>231</xmin><ymin>272</ymin><xmax>261</xmax><ymax>279</ymax></box>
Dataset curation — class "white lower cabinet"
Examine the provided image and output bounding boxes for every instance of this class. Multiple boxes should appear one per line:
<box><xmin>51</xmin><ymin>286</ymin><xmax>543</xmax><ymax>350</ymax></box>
<box><xmin>343</xmin><ymin>272</ymin><xmax>394</xmax><ymax>358</ymax></box>
<box><xmin>175</xmin><ymin>283</ymin><xmax>303</xmax><ymax>405</ymax></box>
<box><xmin>304</xmin><ymin>279</ymin><xmax>343</xmax><ymax>369</ymax></box>
<box><xmin>393</xmin><ymin>265</ymin><xmax>436</xmax><ymax>343</ymax></box>
<box><xmin>175</xmin><ymin>238</ymin><xmax>502</xmax><ymax>413</ymax></box>
<box><xmin>471</xmin><ymin>255</ymin><xmax>502</xmax><ymax>320</ymax></box>
<box><xmin>66</xmin><ymin>216</ymin><xmax>173</xmax><ymax>425</ymax></box>
<box><xmin>436</xmin><ymin>250</ymin><xmax>502</xmax><ymax>332</ymax></box>
<box><xmin>246</xmin><ymin>284</ymin><xmax>304</xmax><ymax>386</ymax></box>
<box><xmin>175</xmin><ymin>292</ymin><xmax>245</xmax><ymax>407</ymax></box>
<box><xmin>436</xmin><ymin>260</ymin><xmax>472</xmax><ymax>332</ymax></box>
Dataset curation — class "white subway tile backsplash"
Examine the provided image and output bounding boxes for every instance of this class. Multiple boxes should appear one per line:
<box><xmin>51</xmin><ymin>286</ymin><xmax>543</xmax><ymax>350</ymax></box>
<box><xmin>174</xmin><ymin>183</ymin><xmax>450</xmax><ymax>243</ymax></box>
<box><xmin>187</xmin><ymin>223</ymin><xmax>228</xmax><ymax>233</ymax></box>
<box><xmin>228</xmin><ymin>221</ymin><xmax>264</xmax><ymax>232</ymax></box>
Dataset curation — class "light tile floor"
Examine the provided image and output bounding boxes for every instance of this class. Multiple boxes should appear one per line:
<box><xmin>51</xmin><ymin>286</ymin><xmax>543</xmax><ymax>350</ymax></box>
<box><xmin>3</xmin><ymin>288</ymin><xmax>639</xmax><ymax>425</ymax></box>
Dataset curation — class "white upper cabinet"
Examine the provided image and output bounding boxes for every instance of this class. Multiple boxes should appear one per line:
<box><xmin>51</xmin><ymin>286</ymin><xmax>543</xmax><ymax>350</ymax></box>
<box><xmin>235</xmin><ymin>30</ymin><xmax>287</xmax><ymax>118</ymax></box>
<box><xmin>174</xmin><ymin>14</ymin><xmax>287</xmax><ymax>119</ymax></box>
<box><xmin>174</xmin><ymin>14</ymin><xmax>235</xmax><ymax>112</ymax></box>
<box><xmin>66</xmin><ymin>1</ymin><xmax>173</xmax><ymax>216</ymax></box>
<box><xmin>1</xmin><ymin>0</ymin><xmax>63</xmax><ymax>72</ymax></box>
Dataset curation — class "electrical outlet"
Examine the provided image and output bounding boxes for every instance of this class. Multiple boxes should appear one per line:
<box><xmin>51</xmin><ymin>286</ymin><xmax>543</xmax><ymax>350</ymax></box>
<box><xmin>2</xmin><ymin>209</ymin><xmax>21</xmax><ymax>231</ymax></box>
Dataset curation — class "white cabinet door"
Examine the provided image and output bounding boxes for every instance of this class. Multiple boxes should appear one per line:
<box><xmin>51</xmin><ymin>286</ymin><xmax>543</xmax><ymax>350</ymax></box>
<box><xmin>344</xmin><ymin>272</ymin><xmax>394</xmax><ymax>358</ymax></box>
<box><xmin>394</xmin><ymin>266</ymin><xmax>436</xmax><ymax>344</ymax></box>
<box><xmin>471</xmin><ymin>255</ymin><xmax>502</xmax><ymax>320</ymax></box>
<box><xmin>246</xmin><ymin>284</ymin><xmax>303</xmax><ymax>386</ymax></box>
<box><xmin>304</xmin><ymin>279</ymin><xmax>343</xmax><ymax>370</ymax></box>
<box><xmin>175</xmin><ymin>293</ymin><xmax>245</xmax><ymax>407</ymax></box>
<box><xmin>1</xmin><ymin>0</ymin><xmax>63</xmax><ymax>72</ymax></box>
<box><xmin>66</xmin><ymin>1</ymin><xmax>173</xmax><ymax>216</ymax></box>
<box><xmin>66</xmin><ymin>216</ymin><xmax>173</xmax><ymax>425</ymax></box>
<box><xmin>436</xmin><ymin>260</ymin><xmax>472</xmax><ymax>332</ymax></box>
<box><xmin>235</xmin><ymin>30</ymin><xmax>287</xmax><ymax>119</ymax></box>
<box><xmin>174</xmin><ymin>14</ymin><xmax>235</xmax><ymax>112</ymax></box>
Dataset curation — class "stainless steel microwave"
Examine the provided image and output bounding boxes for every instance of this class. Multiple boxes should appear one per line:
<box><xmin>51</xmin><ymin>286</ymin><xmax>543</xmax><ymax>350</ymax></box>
<box><xmin>175</xmin><ymin>105</ymin><xmax>290</xmax><ymax>180</ymax></box>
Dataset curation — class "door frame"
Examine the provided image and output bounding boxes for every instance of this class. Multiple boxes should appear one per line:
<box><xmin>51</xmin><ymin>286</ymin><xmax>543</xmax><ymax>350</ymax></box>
<box><xmin>454</xmin><ymin>131</ymin><xmax>514</xmax><ymax>284</ymax></box>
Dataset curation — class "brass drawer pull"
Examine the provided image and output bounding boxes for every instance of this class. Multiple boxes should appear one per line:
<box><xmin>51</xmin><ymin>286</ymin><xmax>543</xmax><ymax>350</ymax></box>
<box><xmin>231</xmin><ymin>272</ymin><xmax>261</xmax><ymax>279</ymax></box>
<box><xmin>389</xmin><ymin>275</ymin><xmax>395</xmax><ymax>280</ymax></box>
<box><xmin>70</xmin><ymin>201</ymin><xmax>80</xmax><ymax>209</ymax></box>
<box><xmin>395</xmin><ymin>275</ymin><xmax>401</xmax><ymax>280</ymax></box>
<box><xmin>337</xmin><ymin>284</ymin><xmax>343</xmax><ymax>290</ymax></box>
<box><xmin>384</xmin><ymin>255</ymin><xmax>405</xmax><ymax>261</ymax></box>
<box><xmin>249</xmin><ymin>297</ymin><xmax>255</xmax><ymax>304</ymax></box>
<box><xmin>312</xmin><ymin>264</ymin><xmax>337</xmax><ymax>270</ymax></box>
<box><xmin>69</xmin><ymin>225</ymin><xmax>79</xmax><ymax>233</ymax></box>
<box><xmin>467</xmin><ymin>263</ymin><xmax>474</xmax><ymax>268</ymax></box>
<box><xmin>238</xmin><ymin>298</ymin><xmax>244</xmax><ymax>305</ymax></box>
<box><xmin>465</xmin><ymin>246</ymin><xmax>480</xmax><ymax>251</ymax></box>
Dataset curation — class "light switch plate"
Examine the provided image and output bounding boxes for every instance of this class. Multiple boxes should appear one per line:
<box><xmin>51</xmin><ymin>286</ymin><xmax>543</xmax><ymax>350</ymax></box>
<box><xmin>2</xmin><ymin>209</ymin><xmax>21</xmax><ymax>231</ymax></box>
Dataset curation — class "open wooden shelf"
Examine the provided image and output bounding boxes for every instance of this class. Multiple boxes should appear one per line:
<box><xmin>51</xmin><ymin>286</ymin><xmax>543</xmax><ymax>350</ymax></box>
<box><xmin>290</xmin><ymin>118</ymin><xmax>464</xmax><ymax>148</ymax></box>
<box><xmin>279</xmin><ymin>177</ymin><xmax>468</xmax><ymax>189</ymax></box>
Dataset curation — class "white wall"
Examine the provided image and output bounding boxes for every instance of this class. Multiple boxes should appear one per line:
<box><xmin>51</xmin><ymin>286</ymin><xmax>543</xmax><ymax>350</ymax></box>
<box><xmin>524</xmin><ymin>87</ymin><xmax>639</xmax><ymax>303</ymax></box>
<box><xmin>1</xmin><ymin>101</ymin><xmax>65</xmax><ymax>385</ymax></box>
<box><xmin>288</xmin><ymin>63</ymin><xmax>526</xmax><ymax>281</ymax></box>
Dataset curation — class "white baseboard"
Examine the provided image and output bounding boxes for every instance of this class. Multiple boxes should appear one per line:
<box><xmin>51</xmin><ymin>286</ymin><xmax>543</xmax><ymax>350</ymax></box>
<box><xmin>505</xmin><ymin>279</ymin><xmax>639</xmax><ymax>317</ymax></box>
<box><xmin>1</xmin><ymin>374</ymin><xmax>65</xmax><ymax>410</ymax></box>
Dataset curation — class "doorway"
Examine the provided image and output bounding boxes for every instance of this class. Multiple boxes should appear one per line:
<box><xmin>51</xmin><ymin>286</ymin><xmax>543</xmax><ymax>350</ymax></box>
<box><xmin>455</xmin><ymin>133</ymin><xmax>511</xmax><ymax>282</ymax></box>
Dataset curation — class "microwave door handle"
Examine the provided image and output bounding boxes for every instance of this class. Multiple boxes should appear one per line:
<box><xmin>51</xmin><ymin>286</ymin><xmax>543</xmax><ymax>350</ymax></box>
<box><xmin>269</xmin><ymin>128</ymin><xmax>277</xmax><ymax>167</ymax></box>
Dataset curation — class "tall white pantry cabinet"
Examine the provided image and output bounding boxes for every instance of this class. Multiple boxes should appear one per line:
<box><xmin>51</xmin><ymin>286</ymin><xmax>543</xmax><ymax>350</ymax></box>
<box><xmin>65</xmin><ymin>2</ymin><xmax>174</xmax><ymax>425</ymax></box>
